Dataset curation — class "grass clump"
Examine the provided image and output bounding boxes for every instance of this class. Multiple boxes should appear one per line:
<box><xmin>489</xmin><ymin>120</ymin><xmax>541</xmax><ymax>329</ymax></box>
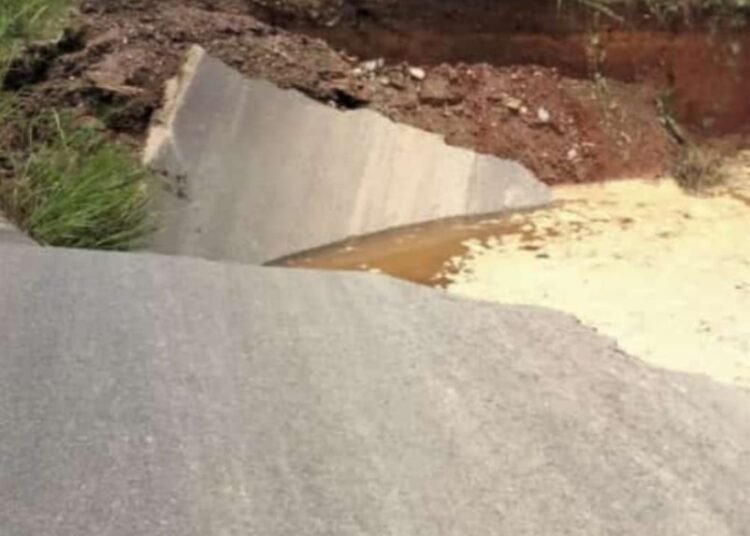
<box><xmin>655</xmin><ymin>93</ymin><xmax>727</xmax><ymax>193</ymax></box>
<box><xmin>1</xmin><ymin>0</ymin><xmax>72</xmax><ymax>73</ymax></box>
<box><xmin>7</xmin><ymin>114</ymin><xmax>155</xmax><ymax>249</ymax></box>
<box><xmin>568</xmin><ymin>0</ymin><xmax>750</xmax><ymax>26</ymax></box>
<box><xmin>673</xmin><ymin>144</ymin><xmax>728</xmax><ymax>192</ymax></box>
<box><xmin>1</xmin><ymin>1</ymin><xmax>157</xmax><ymax>250</ymax></box>
<box><xmin>0</xmin><ymin>0</ymin><xmax>72</xmax><ymax>43</ymax></box>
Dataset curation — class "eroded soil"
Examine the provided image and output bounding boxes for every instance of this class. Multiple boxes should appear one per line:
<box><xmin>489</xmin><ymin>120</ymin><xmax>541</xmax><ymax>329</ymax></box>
<box><xmin>4</xmin><ymin>0</ymin><xmax>678</xmax><ymax>184</ymax></box>
<box><xmin>251</xmin><ymin>0</ymin><xmax>750</xmax><ymax>135</ymax></box>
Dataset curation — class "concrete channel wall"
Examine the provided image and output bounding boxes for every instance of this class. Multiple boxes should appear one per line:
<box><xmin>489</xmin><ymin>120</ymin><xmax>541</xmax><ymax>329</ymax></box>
<box><xmin>2</xmin><ymin>245</ymin><xmax>750</xmax><ymax>535</ymax></box>
<box><xmin>144</xmin><ymin>46</ymin><xmax>551</xmax><ymax>265</ymax></box>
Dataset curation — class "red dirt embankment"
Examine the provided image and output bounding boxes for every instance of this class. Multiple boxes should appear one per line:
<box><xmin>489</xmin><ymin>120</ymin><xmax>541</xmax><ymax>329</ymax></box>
<box><xmin>309</xmin><ymin>26</ymin><xmax>750</xmax><ymax>136</ymax></box>
<box><xmin>257</xmin><ymin>0</ymin><xmax>750</xmax><ymax>134</ymax></box>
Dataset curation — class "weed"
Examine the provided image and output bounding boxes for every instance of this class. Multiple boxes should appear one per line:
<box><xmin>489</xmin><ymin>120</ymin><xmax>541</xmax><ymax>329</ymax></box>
<box><xmin>7</xmin><ymin>113</ymin><xmax>155</xmax><ymax>249</ymax></box>
<box><xmin>656</xmin><ymin>92</ymin><xmax>689</xmax><ymax>145</ymax></box>
<box><xmin>0</xmin><ymin>0</ymin><xmax>72</xmax><ymax>76</ymax></box>
<box><xmin>571</xmin><ymin>0</ymin><xmax>625</xmax><ymax>21</ymax></box>
<box><xmin>673</xmin><ymin>144</ymin><xmax>728</xmax><ymax>192</ymax></box>
<box><xmin>0</xmin><ymin>0</ymin><xmax>71</xmax><ymax>42</ymax></box>
<box><xmin>585</xmin><ymin>31</ymin><xmax>608</xmax><ymax>79</ymax></box>
<box><xmin>1</xmin><ymin>1</ymin><xmax>157</xmax><ymax>250</ymax></box>
<box><xmin>569</xmin><ymin>0</ymin><xmax>750</xmax><ymax>26</ymax></box>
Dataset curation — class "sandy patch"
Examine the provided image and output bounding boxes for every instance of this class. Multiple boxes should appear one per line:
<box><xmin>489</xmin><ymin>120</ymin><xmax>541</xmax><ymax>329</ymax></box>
<box><xmin>443</xmin><ymin>168</ymin><xmax>750</xmax><ymax>386</ymax></box>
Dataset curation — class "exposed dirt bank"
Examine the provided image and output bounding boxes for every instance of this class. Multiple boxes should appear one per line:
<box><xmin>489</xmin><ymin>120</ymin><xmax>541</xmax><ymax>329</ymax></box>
<box><xmin>250</xmin><ymin>0</ymin><xmax>750</xmax><ymax>136</ymax></box>
<box><xmin>3</xmin><ymin>0</ymin><xmax>677</xmax><ymax>184</ymax></box>
<box><xmin>312</xmin><ymin>29</ymin><xmax>750</xmax><ymax>135</ymax></box>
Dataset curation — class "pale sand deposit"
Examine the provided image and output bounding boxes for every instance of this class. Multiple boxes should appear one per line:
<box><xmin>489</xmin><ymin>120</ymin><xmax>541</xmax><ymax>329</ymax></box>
<box><xmin>444</xmin><ymin>170</ymin><xmax>750</xmax><ymax>386</ymax></box>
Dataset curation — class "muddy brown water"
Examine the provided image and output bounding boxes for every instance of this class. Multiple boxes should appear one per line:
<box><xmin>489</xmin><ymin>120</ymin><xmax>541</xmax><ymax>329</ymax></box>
<box><xmin>276</xmin><ymin>198</ymin><xmax>628</xmax><ymax>287</ymax></box>
<box><xmin>275</xmin><ymin>208</ymin><xmax>558</xmax><ymax>286</ymax></box>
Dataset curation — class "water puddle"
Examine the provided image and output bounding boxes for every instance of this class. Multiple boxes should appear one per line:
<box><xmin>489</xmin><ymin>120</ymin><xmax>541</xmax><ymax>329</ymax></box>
<box><xmin>278</xmin><ymin>209</ymin><xmax>552</xmax><ymax>287</ymax></box>
<box><xmin>280</xmin><ymin>160</ymin><xmax>750</xmax><ymax>386</ymax></box>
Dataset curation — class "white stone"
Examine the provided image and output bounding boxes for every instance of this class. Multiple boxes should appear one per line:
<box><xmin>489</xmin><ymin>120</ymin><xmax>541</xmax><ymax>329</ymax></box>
<box><xmin>408</xmin><ymin>67</ymin><xmax>426</xmax><ymax>81</ymax></box>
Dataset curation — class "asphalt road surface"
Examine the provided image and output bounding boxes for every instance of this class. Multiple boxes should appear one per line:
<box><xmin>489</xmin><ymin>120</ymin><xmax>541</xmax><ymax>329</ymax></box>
<box><xmin>1</xmin><ymin>245</ymin><xmax>749</xmax><ymax>535</ymax></box>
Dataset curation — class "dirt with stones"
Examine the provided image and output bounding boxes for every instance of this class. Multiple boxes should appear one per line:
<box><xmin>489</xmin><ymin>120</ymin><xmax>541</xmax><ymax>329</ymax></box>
<box><xmin>4</xmin><ymin>0</ymin><xmax>676</xmax><ymax>184</ymax></box>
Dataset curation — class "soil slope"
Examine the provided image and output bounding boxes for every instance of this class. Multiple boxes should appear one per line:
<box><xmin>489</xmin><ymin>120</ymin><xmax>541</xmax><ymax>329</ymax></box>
<box><xmin>9</xmin><ymin>0</ymin><xmax>675</xmax><ymax>184</ymax></box>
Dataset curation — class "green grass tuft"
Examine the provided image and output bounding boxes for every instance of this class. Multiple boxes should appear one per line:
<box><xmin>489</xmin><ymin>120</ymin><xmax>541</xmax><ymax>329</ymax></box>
<box><xmin>0</xmin><ymin>0</ymin><xmax>71</xmax><ymax>42</ymax></box>
<box><xmin>1</xmin><ymin>1</ymin><xmax>156</xmax><ymax>251</ymax></box>
<box><xmin>1</xmin><ymin>0</ymin><xmax>73</xmax><ymax>75</ymax></box>
<box><xmin>9</xmin><ymin>115</ymin><xmax>155</xmax><ymax>250</ymax></box>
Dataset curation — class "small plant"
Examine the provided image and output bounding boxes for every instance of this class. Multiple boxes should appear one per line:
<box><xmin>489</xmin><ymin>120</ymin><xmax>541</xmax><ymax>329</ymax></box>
<box><xmin>9</xmin><ymin>113</ymin><xmax>156</xmax><ymax>249</ymax></box>
<box><xmin>1</xmin><ymin>2</ymin><xmax>155</xmax><ymax>251</ymax></box>
<box><xmin>586</xmin><ymin>31</ymin><xmax>608</xmax><ymax>80</ymax></box>
<box><xmin>0</xmin><ymin>0</ymin><xmax>72</xmax><ymax>75</ymax></box>
<box><xmin>0</xmin><ymin>0</ymin><xmax>71</xmax><ymax>42</ymax></box>
<box><xmin>571</xmin><ymin>0</ymin><xmax>625</xmax><ymax>21</ymax></box>
<box><xmin>568</xmin><ymin>0</ymin><xmax>750</xmax><ymax>27</ymax></box>
<box><xmin>673</xmin><ymin>144</ymin><xmax>728</xmax><ymax>192</ymax></box>
<box><xmin>656</xmin><ymin>92</ymin><xmax>689</xmax><ymax>145</ymax></box>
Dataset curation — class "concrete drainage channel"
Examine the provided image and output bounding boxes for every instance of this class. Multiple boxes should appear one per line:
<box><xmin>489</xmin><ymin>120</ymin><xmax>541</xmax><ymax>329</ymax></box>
<box><xmin>4</xmin><ymin>2</ymin><xmax>750</xmax><ymax>534</ymax></box>
<box><xmin>143</xmin><ymin>46</ymin><xmax>551</xmax><ymax>264</ymax></box>
<box><xmin>142</xmin><ymin>45</ymin><xmax>750</xmax><ymax>388</ymax></box>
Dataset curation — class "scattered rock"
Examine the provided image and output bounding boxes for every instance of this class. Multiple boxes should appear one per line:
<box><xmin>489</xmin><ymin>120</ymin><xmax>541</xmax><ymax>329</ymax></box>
<box><xmin>408</xmin><ymin>67</ymin><xmax>426</xmax><ymax>81</ymax></box>
<box><xmin>419</xmin><ymin>74</ymin><xmax>462</xmax><ymax>105</ymax></box>
<box><xmin>387</xmin><ymin>75</ymin><xmax>408</xmax><ymax>90</ymax></box>
<box><xmin>85</xmin><ymin>53</ymin><xmax>145</xmax><ymax>97</ymax></box>
<box><xmin>88</xmin><ymin>78</ymin><xmax>145</xmax><ymax>97</ymax></box>
<box><xmin>361</xmin><ymin>58</ymin><xmax>384</xmax><ymax>72</ymax></box>
<box><xmin>503</xmin><ymin>96</ymin><xmax>523</xmax><ymax>113</ymax></box>
<box><xmin>537</xmin><ymin>107</ymin><xmax>551</xmax><ymax>123</ymax></box>
<box><xmin>86</xmin><ymin>28</ymin><xmax>123</xmax><ymax>53</ymax></box>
